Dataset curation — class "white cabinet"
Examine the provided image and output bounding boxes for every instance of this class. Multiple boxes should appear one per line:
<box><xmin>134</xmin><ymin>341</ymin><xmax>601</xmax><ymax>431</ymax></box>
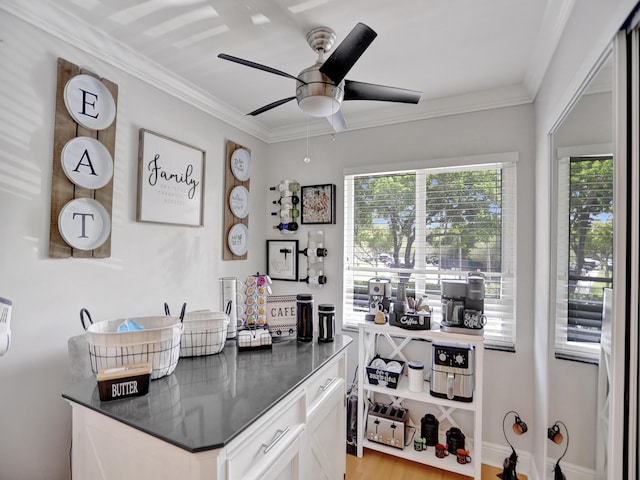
<box><xmin>67</xmin><ymin>348</ymin><xmax>347</xmax><ymax>480</ymax></box>
<box><xmin>225</xmin><ymin>389</ymin><xmax>305</xmax><ymax>480</ymax></box>
<box><xmin>258</xmin><ymin>435</ymin><xmax>302</xmax><ymax>480</ymax></box>
<box><xmin>356</xmin><ymin>323</ymin><xmax>484</xmax><ymax>479</ymax></box>
<box><xmin>304</xmin><ymin>376</ymin><xmax>346</xmax><ymax>480</ymax></box>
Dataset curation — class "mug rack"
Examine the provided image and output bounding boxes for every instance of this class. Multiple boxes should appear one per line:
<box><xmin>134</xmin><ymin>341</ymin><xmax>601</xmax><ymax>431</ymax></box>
<box><xmin>270</xmin><ymin>179</ymin><xmax>300</xmax><ymax>233</ymax></box>
<box><xmin>299</xmin><ymin>230</ymin><xmax>327</xmax><ymax>286</ymax></box>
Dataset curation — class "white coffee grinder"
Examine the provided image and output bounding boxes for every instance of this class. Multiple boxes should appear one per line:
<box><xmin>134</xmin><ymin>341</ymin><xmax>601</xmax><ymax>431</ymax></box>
<box><xmin>364</xmin><ymin>278</ymin><xmax>391</xmax><ymax>322</ymax></box>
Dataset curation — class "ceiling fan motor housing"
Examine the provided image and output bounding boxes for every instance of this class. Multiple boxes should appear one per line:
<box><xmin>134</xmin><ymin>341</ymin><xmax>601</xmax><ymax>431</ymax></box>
<box><xmin>296</xmin><ymin>62</ymin><xmax>344</xmax><ymax>117</ymax></box>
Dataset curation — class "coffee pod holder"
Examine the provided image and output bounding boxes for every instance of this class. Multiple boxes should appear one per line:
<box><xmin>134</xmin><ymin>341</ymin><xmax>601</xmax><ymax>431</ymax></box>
<box><xmin>237</xmin><ymin>273</ymin><xmax>273</xmax><ymax>351</ymax></box>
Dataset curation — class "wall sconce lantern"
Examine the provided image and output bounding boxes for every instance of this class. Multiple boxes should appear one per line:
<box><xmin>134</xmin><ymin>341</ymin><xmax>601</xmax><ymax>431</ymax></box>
<box><xmin>547</xmin><ymin>421</ymin><xmax>569</xmax><ymax>480</ymax></box>
<box><xmin>497</xmin><ymin>410</ymin><xmax>528</xmax><ymax>480</ymax></box>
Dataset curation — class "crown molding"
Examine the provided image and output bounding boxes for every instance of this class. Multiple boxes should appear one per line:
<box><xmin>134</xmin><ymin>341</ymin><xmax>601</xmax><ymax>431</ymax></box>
<box><xmin>524</xmin><ymin>0</ymin><xmax>576</xmax><ymax>98</ymax></box>
<box><xmin>2</xmin><ymin>0</ymin><xmax>536</xmax><ymax>145</ymax></box>
<box><xmin>0</xmin><ymin>0</ymin><xmax>272</xmax><ymax>142</ymax></box>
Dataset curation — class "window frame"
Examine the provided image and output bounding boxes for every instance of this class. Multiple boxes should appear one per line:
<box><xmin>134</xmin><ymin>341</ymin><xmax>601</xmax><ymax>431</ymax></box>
<box><xmin>342</xmin><ymin>152</ymin><xmax>518</xmax><ymax>351</ymax></box>
<box><xmin>553</xmin><ymin>147</ymin><xmax>614</xmax><ymax>364</ymax></box>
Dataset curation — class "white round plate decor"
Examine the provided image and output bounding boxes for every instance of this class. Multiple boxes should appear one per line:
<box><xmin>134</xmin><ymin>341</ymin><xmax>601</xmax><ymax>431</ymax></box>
<box><xmin>64</xmin><ymin>74</ymin><xmax>116</xmax><ymax>131</ymax></box>
<box><xmin>227</xmin><ymin>223</ymin><xmax>249</xmax><ymax>256</ymax></box>
<box><xmin>229</xmin><ymin>185</ymin><xmax>250</xmax><ymax>219</ymax></box>
<box><xmin>61</xmin><ymin>136</ymin><xmax>114</xmax><ymax>189</ymax></box>
<box><xmin>230</xmin><ymin>148</ymin><xmax>251</xmax><ymax>181</ymax></box>
<box><xmin>58</xmin><ymin>198</ymin><xmax>111</xmax><ymax>251</ymax></box>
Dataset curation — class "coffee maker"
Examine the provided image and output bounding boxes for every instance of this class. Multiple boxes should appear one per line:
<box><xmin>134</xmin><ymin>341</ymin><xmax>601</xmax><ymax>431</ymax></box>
<box><xmin>440</xmin><ymin>272</ymin><xmax>486</xmax><ymax>333</ymax></box>
<box><xmin>365</xmin><ymin>278</ymin><xmax>391</xmax><ymax>322</ymax></box>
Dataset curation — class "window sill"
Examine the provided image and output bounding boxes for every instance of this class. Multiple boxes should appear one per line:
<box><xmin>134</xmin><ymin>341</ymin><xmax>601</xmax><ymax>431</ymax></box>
<box><xmin>554</xmin><ymin>351</ymin><xmax>599</xmax><ymax>365</ymax></box>
<box><xmin>342</xmin><ymin>321</ymin><xmax>516</xmax><ymax>353</ymax></box>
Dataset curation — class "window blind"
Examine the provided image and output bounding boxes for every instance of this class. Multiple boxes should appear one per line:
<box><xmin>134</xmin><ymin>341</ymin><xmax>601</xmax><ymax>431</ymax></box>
<box><xmin>343</xmin><ymin>161</ymin><xmax>517</xmax><ymax>350</ymax></box>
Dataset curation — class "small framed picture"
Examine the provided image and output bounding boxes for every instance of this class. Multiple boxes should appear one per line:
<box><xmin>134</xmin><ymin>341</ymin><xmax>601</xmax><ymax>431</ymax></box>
<box><xmin>301</xmin><ymin>184</ymin><xmax>336</xmax><ymax>224</ymax></box>
<box><xmin>267</xmin><ymin>240</ymin><xmax>299</xmax><ymax>281</ymax></box>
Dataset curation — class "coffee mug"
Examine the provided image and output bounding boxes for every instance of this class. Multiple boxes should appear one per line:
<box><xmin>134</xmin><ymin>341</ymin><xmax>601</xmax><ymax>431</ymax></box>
<box><xmin>513</xmin><ymin>416</ymin><xmax>528</xmax><ymax>435</ymax></box>
<box><xmin>456</xmin><ymin>448</ymin><xmax>472</xmax><ymax>464</ymax></box>
<box><xmin>548</xmin><ymin>424</ymin><xmax>563</xmax><ymax>444</ymax></box>
<box><xmin>414</xmin><ymin>437</ymin><xmax>426</xmax><ymax>452</ymax></box>
<box><xmin>463</xmin><ymin>309</ymin><xmax>487</xmax><ymax>329</ymax></box>
<box><xmin>435</xmin><ymin>443</ymin><xmax>449</xmax><ymax>458</ymax></box>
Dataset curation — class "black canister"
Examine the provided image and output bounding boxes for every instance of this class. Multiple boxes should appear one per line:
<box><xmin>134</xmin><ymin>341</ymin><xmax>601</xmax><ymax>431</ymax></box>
<box><xmin>420</xmin><ymin>414</ymin><xmax>439</xmax><ymax>446</ymax></box>
<box><xmin>446</xmin><ymin>427</ymin><xmax>465</xmax><ymax>454</ymax></box>
<box><xmin>296</xmin><ymin>294</ymin><xmax>314</xmax><ymax>342</ymax></box>
<box><xmin>318</xmin><ymin>304</ymin><xmax>335</xmax><ymax>342</ymax></box>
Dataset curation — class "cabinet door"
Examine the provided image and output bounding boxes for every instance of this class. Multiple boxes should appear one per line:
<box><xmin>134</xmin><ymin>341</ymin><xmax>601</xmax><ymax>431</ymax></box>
<box><xmin>305</xmin><ymin>377</ymin><xmax>346</xmax><ymax>480</ymax></box>
<box><xmin>226</xmin><ymin>391</ymin><xmax>305</xmax><ymax>480</ymax></box>
<box><xmin>259</xmin><ymin>434</ymin><xmax>302</xmax><ymax>480</ymax></box>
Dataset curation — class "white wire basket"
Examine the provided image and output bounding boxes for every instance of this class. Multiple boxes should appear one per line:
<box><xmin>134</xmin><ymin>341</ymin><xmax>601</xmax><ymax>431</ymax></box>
<box><xmin>81</xmin><ymin>309</ymin><xmax>183</xmax><ymax>380</ymax></box>
<box><xmin>180</xmin><ymin>310</ymin><xmax>229</xmax><ymax>357</ymax></box>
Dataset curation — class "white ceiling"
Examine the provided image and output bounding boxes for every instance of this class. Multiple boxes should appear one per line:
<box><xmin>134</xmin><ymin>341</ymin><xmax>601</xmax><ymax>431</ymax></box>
<box><xmin>2</xmin><ymin>0</ymin><xmax>574</xmax><ymax>142</ymax></box>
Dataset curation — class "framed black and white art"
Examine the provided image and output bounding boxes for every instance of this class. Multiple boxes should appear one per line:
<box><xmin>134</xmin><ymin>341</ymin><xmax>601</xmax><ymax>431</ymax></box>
<box><xmin>267</xmin><ymin>240</ymin><xmax>299</xmax><ymax>281</ymax></box>
<box><xmin>301</xmin><ymin>183</ymin><xmax>336</xmax><ymax>225</ymax></box>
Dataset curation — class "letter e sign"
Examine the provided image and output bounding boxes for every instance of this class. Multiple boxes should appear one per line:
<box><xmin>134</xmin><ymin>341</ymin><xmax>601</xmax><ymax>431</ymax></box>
<box><xmin>63</xmin><ymin>74</ymin><xmax>116</xmax><ymax>131</ymax></box>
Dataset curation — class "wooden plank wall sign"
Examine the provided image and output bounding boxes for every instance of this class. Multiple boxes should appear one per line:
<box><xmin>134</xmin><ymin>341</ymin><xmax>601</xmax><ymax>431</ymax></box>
<box><xmin>49</xmin><ymin>57</ymin><xmax>118</xmax><ymax>258</ymax></box>
<box><xmin>223</xmin><ymin>140</ymin><xmax>251</xmax><ymax>260</ymax></box>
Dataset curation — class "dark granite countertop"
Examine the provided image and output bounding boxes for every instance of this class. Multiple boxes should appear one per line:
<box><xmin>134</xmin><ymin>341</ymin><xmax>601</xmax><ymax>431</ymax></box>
<box><xmin>62</xmin><ymin>335</ymin><xmax>351</xmax><ymax>453</ymax></box>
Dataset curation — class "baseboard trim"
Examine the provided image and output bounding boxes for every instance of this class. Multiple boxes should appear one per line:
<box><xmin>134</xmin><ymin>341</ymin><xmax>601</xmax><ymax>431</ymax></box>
<box><xmin>482</xmin><ymin>442</ymin><xmax>534</xmax><ymax>479</ymax></box>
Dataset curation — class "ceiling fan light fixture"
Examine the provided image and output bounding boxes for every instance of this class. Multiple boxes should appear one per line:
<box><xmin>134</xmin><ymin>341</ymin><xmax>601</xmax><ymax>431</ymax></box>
<box><xmin>298</xmin><ymin>95</ymin><xmax>340</xmax><ymax>117</ymax></box>
<box><xmin>296</xmin><ymin>62</ymin><xmax>344</xmax><ymax>117</ymax></box>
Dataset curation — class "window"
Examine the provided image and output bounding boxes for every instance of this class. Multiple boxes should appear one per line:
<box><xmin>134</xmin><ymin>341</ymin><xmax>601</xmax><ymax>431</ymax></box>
<box><xmin>555</xmin><ymin>155</ymin><xmax>614</xmax><ymax>362</ymax></box>
<box><xmin>343</xmin><ymin>156</ymin><xmax>517</xmax><ymax>350</ymax></box>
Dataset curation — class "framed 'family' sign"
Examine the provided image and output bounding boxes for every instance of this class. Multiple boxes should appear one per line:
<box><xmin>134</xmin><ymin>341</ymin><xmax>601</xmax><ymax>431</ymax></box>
<box><xmin>137</xmin><ymin>129</ymin><xmax>205</xmax><ymax>226</ymax></box>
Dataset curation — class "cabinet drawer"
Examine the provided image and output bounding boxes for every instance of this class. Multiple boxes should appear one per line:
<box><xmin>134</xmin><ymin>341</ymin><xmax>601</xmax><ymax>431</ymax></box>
<box><xmin>305</xmin><ymin>357</ymin><xmax>342</xmax><ymax>409</ymax></box>
<box><xmin>226</xmin><ymin>391</ymin><xmax>304</xmax><ymax>480</ymax></box>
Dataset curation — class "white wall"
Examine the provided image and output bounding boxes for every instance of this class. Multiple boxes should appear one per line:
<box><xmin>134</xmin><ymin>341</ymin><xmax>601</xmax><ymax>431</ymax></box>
<box><xmin>533</xmin><ymin>0</ymin><xmax>637</xmax><ymax>478</ymax></box>
<box><xmin>1</xmin><ymin>0</ymin><xmax>637</xmax><ymax>478</ymax></box>
<box><xmin>265</xmin><ymin>104</ymin><xmax>537</xmax><ymax>457</ymax></box>
<box><xmin>0</xmin><ymin>13</ymin><xmax>268</xmax><ymax>480</ymax></box>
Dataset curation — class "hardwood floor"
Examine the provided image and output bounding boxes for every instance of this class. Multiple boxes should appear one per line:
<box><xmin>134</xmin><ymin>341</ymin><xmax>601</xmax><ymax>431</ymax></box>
<box><xmin>346</xmin><ymin>449</ymin><xmax>528</xmax><ymax>480</ymax></box>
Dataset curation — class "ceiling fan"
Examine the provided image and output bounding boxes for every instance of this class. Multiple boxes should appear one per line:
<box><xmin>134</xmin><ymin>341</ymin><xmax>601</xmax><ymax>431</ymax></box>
<box><xmin>218</xmin><ymin>23</ymin><xmax>422</xmax><ymax>131</ymax></box>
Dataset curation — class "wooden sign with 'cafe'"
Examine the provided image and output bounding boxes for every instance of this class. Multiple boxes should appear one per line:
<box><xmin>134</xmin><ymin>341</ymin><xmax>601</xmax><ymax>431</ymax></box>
<box><xmin>49</xmin><ymin>58</ymin><xmax>118</xmax><ymax>258</ymax></box>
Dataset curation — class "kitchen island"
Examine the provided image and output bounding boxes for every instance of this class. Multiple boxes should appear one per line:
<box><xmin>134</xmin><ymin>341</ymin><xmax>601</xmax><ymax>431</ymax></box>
<box><xmin>62</xmin><ymin>334</ymin><xmax>351</xmax><ymax>480</ymax></box>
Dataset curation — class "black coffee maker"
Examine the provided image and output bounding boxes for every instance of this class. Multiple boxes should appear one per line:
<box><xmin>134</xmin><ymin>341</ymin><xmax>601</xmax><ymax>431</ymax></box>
<box><xmin>420</xmin><ymin>414</ymin><xmax>439</xmax><ymax>446</ymax></box>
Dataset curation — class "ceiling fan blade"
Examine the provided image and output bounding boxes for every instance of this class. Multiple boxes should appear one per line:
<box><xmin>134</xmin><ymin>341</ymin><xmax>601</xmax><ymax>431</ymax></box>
<box><xmin>326</xmin><ymin>110</ymin><xmax>346</xmax><ymax>132</ymax></box>
<box><xmin>218</xmin><ymin>53</ymin><xmax>303</xmax><ymax>83</ymax></box>
<box><xmin>248</xmin><ymin>97</ymin><xmax>296</xmax><ymax>116</ymax></box>
<box><xmin>344</xmin><ymin>79</ymin><xmax>422</xmax><ymax>104</ymax></box>
<box><xmin>319</xmin><ymin>23</ymin><xmax>377</xmax><ymax>84</ymax></box>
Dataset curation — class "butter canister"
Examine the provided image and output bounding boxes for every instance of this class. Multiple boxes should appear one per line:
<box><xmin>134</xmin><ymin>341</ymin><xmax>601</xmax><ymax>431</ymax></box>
<box><xmin>97</xmin><ymin>362</ymin><xmax>152</xmax><ymax>402</ymax></box>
